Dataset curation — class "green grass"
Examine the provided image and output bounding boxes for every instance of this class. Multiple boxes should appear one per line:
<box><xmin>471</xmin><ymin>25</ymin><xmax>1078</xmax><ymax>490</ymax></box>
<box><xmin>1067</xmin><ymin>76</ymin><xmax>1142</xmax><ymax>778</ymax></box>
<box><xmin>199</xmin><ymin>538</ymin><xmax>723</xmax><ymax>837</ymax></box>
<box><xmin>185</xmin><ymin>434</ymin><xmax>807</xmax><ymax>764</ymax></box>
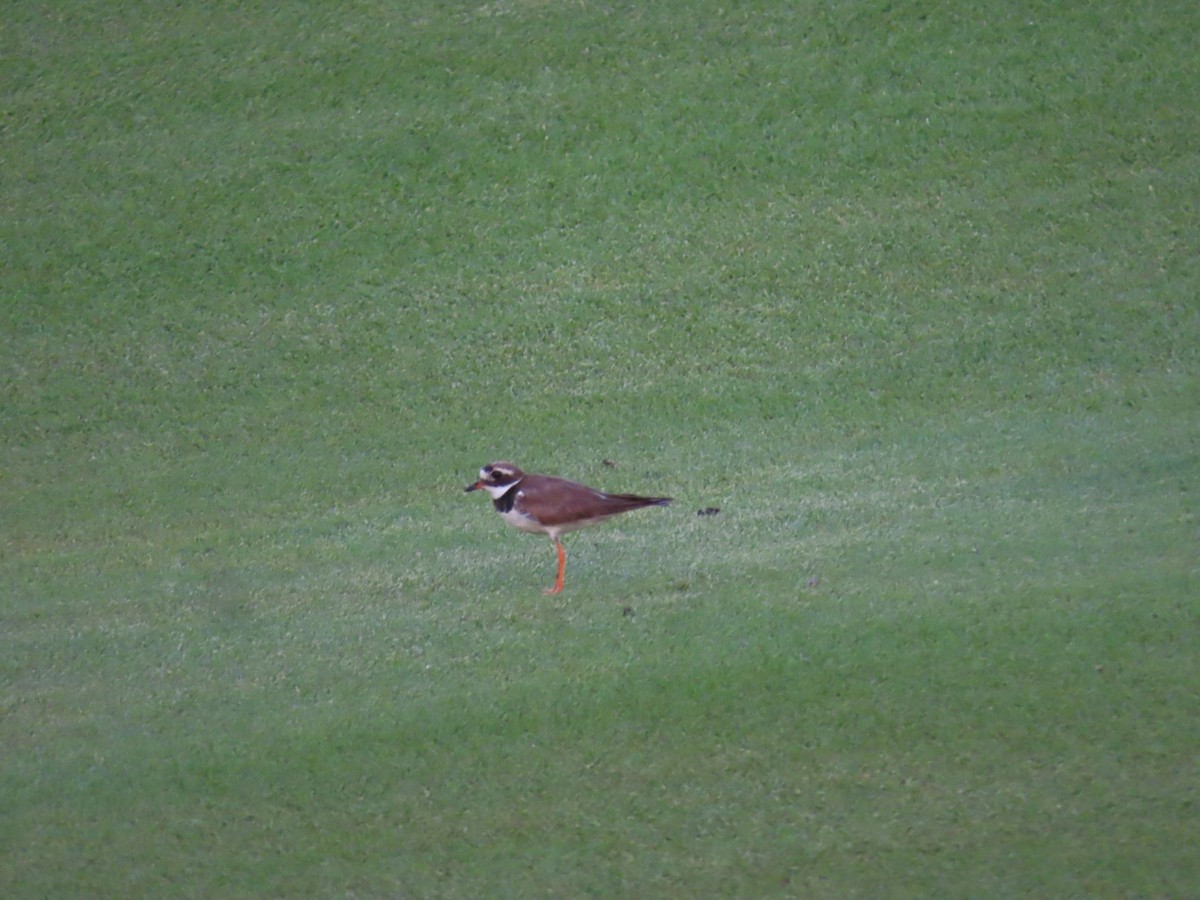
<box><xmin>3</xmin><ymin>0</ymin><xmax>1198</xmax><ymax>895</ymax></box>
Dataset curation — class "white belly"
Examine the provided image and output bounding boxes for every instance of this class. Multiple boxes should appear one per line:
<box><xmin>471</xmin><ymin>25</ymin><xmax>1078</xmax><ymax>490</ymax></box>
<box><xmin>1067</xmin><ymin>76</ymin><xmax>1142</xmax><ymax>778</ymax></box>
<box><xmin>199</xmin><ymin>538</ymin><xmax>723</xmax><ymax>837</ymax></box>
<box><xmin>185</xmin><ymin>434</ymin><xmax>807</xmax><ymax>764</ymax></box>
<box><xmin>500</xmin><ymin>507</ymin><xmax>548</xmax><ymax>534</ymax></box>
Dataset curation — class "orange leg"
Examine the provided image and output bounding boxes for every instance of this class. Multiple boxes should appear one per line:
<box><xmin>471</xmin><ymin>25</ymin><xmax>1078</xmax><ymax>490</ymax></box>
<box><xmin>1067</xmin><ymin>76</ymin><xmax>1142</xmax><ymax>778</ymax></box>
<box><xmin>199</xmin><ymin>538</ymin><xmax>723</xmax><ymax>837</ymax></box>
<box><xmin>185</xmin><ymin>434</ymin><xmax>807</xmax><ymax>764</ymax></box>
<box><xmin>543</xmin><ymin>537</ymin><xmax>566</xmax><ymax>594</ymax></box>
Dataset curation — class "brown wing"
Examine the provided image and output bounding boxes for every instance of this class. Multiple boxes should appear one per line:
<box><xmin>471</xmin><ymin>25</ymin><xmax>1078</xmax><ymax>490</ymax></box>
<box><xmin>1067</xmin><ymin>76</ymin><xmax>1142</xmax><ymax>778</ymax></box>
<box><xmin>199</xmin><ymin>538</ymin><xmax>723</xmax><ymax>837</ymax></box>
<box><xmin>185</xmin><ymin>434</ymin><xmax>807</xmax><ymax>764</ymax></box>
<box><xmin>517</xmin><ymin>475</ymin><xmax>671</xmax><ymax>528</ymax></box>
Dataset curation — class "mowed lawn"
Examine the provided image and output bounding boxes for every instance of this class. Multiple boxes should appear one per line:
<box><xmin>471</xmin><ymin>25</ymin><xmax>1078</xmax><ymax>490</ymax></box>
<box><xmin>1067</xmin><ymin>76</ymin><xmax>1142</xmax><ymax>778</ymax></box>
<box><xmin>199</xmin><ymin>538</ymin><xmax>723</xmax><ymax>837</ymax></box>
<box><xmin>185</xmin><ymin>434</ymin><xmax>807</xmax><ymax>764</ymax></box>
<box><xmin>3</xmin><ymin>1</ymin><xmax>1197</xmax><ymax>896</ymax></box>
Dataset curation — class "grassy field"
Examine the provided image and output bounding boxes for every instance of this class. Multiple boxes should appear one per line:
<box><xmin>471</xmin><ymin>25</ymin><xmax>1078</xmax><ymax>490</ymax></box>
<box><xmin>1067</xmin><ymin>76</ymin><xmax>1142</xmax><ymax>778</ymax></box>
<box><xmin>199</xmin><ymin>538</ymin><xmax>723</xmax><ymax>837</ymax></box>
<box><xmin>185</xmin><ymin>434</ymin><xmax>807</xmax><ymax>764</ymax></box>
<box><xmin>3</xmin><ymin>0</ymin><xmax>1198</xmax><ymax>895</ymax></box>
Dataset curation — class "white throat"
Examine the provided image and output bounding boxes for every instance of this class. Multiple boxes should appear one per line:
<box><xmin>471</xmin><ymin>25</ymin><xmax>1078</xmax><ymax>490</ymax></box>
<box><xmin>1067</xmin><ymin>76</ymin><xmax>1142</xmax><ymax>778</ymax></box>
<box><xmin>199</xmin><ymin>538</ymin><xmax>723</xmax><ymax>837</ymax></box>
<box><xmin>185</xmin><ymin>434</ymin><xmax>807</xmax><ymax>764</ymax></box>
<box><xmin>480</xmin><ymin>480</ymin><xmax>519</xmax><ymax>500</ymax></box>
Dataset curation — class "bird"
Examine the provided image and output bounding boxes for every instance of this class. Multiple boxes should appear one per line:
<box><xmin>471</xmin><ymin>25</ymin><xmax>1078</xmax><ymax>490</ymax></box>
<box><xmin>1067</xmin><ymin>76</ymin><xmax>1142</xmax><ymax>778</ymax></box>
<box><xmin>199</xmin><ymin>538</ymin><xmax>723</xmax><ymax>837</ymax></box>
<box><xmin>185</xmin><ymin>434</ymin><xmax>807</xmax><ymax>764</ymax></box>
<box><xmin>465</xmin><ymin>461</ymin><xmax>671</xmax><ymax>594</ymax></box>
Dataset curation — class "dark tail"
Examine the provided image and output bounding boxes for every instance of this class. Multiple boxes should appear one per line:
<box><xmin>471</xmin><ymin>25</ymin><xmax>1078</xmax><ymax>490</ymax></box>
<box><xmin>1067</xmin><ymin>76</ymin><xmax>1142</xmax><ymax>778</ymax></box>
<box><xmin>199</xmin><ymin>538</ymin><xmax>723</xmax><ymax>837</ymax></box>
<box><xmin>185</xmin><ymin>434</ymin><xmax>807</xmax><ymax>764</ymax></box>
<box><xmin>609</xmin><ymin>493</ymin><xmax>671</xmax><ymax>507</ymax></box>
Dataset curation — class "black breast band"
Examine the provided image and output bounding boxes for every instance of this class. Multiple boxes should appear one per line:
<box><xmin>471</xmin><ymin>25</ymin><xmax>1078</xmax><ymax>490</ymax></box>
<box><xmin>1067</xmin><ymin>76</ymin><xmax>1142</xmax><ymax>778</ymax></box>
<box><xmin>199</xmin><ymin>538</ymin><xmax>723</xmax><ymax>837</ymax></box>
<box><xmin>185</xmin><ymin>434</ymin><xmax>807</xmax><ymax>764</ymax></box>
<box><xmin>493</xmin><ymin>484</ymin><xmax>519</xmax><ymax>513</ymax></box>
